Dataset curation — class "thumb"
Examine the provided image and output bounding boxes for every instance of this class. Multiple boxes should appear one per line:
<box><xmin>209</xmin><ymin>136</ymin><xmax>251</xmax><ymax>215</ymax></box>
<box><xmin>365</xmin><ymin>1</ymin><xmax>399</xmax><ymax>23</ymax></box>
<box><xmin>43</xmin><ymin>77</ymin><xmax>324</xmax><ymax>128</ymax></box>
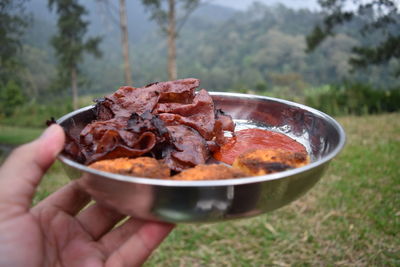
<box><xmin>0</xmin><ymin>124</ymin><xmax>65</xmax><ymax>215</ymax></box>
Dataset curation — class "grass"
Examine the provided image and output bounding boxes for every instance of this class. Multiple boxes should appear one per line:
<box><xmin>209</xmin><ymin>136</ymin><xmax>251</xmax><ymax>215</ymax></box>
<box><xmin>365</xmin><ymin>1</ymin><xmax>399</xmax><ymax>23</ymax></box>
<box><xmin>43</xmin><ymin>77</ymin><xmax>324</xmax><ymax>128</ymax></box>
<box><xmin>0</xmin><ymin>113</ymin><xmax>399</xmax><ymax>266</ymax></box>
<box><xmin>0</xmin><ymin>125</ymin><xmax>70</xmax><ymax>204</ymax></box>
<box><xmin>144</xmin><ymin>113</ymin><xmax>400</xmax><ymax>266</ymax></box>
<box><xmin>0</xmin><ymin>125</ymin><xmax>43</xmax><ymax>145</ymax></box>
<box><xmin>0</xmin><ymin>95</ymin><xmax>95</xmax><ymax>128</ymax></box>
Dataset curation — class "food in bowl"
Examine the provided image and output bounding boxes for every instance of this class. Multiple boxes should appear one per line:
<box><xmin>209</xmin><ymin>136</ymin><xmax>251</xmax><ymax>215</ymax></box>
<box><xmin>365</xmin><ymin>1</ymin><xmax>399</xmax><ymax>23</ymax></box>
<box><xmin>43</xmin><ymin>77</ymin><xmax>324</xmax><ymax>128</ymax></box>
<box><xmin>170</xmin><ymin>164</ymin><xmax>246</xmax><ymax>180</ymax></box>
<box><xmin>88</xmin><ymin>157</ymin><xmax>170</xmax><ymax>178</ymax></box>
<box><xmin>213</xmin><ymin>128</ymin><xmax>308</xmax><ymax>165</ymax></box>
<box><xmin>62</xmin><ymin>78</ymin><xmax>234</xmax><ymax>172</ymax></box>
<box><xmin>59</xmin><ymin>78</ymin><xmax>310</xmax><ymax>180</ymax></box>
<box><xmin>233</xmin><ymin>149</ymin><xmax>309</xmax><ymax>176</ymax></box>
<box><xmin>56</xmin><ymin>91</ymin><xmax>346</xmax><ymax>222</ymax></box>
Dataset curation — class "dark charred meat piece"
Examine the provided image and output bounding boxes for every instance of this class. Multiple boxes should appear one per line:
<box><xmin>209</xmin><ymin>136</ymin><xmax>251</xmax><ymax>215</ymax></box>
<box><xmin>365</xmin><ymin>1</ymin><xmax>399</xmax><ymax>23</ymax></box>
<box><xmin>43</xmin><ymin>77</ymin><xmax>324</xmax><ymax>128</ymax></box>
<box><xmin>162</xmin><ymin>125</ymin><xmax>210</xmax><ymax>172</ymax></box>
<box><xmin>215</xmin><ymin>109</ymin><xmax>235</xmax><ymax>132</ymax></box>
<box><xmin>64</xmin><ymin>132</ymin><xmax>86</xmax><ymax>163</ymax></box>
<box><xmin>83</xmin><ymin>137</ymin><xmax>156</xmax><ymax>164</ymax></box>
<box><xmin>46</xmin><ymin>117</ymin><xmax>57</xmax><ymax>126</ymax></box>
<box><xmin>46</xmin><ymin>117</ymin><xmax>85</xmax><ymax>163</ymax></box>
<box><xmin>212</xmin><ymin>109</ymin><xmax>235</xmax><ymax>145</ymax></box>
<box><xmin>94</xmin><ymin>97</ymin><xmax>114</xmax><ymax>121</ymax></box>
<box><xmin>63</xmin><ymin>78</ymin><xmax>235</xmax><ymax>171</ymax></box>
<box><xmin>155</xmin><ymin>92</ymin><xmax>234</xmax><ymax>143</ymax></box>
<box><xmin>79</xmin><ymin>116</ymin><xmax>159</xmax><ymax>164</ymax></box>
<box><xmin>154</xmin><ymin>89</ymin><xmax>215</xmax><ymax>140</ymax></box>
<box><xmin>97</xmin><ymin>86</ymin><xmax>160</xmax><ymax>118</ymax></box>
<box><xmin>95</xmin><ymin>78</ymin><xmax>199</xmax><ymax>120</ymax></box>
<box><xmin>126</xmin><ymin>112</ymin><xmax>170</xmax><ymax>143</ymax></box>
<box><xmin>155</xmin><ymin>89</ymin><xmax>216</xmax><ymax>140</ymax></box>
<box><xmin>78</xmin><ymin>113</ymin><xmax>172</xmax><ymax>164</ymax></box>
<box><xmin>152</xmin><ymin>78</ymin><xmax>198</xmax><ymax>103</ymax></box>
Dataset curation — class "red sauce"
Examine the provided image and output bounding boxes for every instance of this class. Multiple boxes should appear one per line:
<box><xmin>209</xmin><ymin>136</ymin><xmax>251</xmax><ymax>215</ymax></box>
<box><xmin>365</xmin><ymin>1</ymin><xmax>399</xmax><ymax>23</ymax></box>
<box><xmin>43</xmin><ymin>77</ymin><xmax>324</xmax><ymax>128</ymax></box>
<box><xmin>213</xmin><ymin>128</ymin><xmax>307</xmax><ymax>164</ymax></box>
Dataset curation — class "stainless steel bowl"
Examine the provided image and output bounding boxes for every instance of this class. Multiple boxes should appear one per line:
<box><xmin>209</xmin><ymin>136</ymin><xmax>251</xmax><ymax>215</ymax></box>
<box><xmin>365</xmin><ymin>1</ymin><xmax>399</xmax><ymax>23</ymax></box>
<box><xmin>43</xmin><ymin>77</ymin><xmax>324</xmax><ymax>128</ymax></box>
<box><xmin>57</xmin><ymin>92</ymin><xmax>345</xmax><ymax>223</ymax></box>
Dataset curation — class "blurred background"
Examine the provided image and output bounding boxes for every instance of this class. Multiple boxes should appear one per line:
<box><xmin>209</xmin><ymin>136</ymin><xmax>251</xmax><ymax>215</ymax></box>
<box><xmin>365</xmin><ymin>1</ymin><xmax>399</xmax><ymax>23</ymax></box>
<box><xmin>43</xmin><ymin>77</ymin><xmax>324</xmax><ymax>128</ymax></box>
<box><xmin>0</xmin><ymin>0</ymin><xmax>399</xmax><ymax>266</ymax></box>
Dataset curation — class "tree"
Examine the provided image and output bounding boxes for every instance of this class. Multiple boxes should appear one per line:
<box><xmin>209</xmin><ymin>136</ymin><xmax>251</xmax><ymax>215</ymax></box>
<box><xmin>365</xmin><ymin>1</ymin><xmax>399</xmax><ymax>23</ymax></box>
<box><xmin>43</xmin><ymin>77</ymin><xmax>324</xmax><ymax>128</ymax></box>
<box><xmin>97</xmin><ymin>0</ymin><xmax>133</xmax><ymax>85</ymax></box>
<box><xmin>0</xmin><ymin>0</ymin><xmax>28</xmax><ymax>83</ymax></box>
<box><xmin>307</xmin><ymin>0</ymin><xmax>400</xmax><ymax>75</ymax></box>
<box><xmin>0</xmin><ymin>80</ymin><xmax>25</xmax><ymax>116</ymax></box>
<box><xmin>0</xmin><ymin>0</ymin><xmax>29</xmax><ymax>116</ymax></box>
<box><xmin>141</xmin><ymin>0</ymin><xmax>200</xmax><ymax>80</ymax></box>
<box><xmin>119</xmin><ymin>0</ymin><xmax>133</xmax><ymax>85</ymax></box>
<box><xmin>48</xmin><ymin>0</ymin><xmax>102</xmax><ymax>109</ymax></box>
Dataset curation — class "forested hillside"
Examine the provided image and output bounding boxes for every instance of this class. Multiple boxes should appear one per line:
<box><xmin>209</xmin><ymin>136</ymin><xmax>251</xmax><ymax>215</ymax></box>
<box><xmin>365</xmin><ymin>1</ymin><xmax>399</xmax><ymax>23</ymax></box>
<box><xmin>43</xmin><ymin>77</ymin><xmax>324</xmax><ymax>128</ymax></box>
<box><xmin>17</xmin><ymin>1</ymin><xmax>399</xmax><ymax>97</ymax></box>
<box><xmin>1</xmin><ymin>3</ymin><xmax>399</xmax><ymax>266</ymax></box>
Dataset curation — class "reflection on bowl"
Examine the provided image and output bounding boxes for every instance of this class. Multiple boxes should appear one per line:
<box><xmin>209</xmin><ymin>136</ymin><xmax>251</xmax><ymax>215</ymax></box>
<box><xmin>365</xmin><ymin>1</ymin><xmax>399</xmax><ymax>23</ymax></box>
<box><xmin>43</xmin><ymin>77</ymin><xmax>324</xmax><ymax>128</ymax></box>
<box><xmin>57</xmin><ymin>92</ymin><xmax>345</xmax><ymax>223</ymax></box>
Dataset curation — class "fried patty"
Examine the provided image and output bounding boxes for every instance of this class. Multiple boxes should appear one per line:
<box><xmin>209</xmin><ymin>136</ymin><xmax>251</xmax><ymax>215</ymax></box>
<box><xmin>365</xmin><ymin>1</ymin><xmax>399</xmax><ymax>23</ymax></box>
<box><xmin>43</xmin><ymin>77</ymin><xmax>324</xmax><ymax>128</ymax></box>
<box><xmin>89</xmin><ymin>157</ymin><xmax>170</xmax><ymax>178</ymax></box>
<box><xmin>172</xmin><ymin>164</ymin><xmax>246</xmax><ymax>180</ymax></box>
<box><xmin>232</xmin><ymin>149</ymin><xmax>310</xmax><ymax>176</ymax></box>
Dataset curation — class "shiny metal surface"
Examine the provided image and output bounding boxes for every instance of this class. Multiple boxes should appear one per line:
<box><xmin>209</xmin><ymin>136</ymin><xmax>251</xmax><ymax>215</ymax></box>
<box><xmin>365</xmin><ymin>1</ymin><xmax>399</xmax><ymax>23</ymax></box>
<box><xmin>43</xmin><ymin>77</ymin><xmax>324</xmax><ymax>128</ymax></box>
<box><xmin>57</xmin><ymin>92</ymin><xmax>346</xmax><ymax>223</ymax></box>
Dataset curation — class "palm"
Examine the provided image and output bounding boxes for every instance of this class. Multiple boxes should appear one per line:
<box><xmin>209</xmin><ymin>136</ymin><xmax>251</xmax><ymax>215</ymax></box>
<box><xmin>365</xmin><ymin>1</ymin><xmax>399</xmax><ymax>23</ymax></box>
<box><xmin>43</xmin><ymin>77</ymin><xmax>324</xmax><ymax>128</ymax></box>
<box><xmin>0</xmin><ymin>125</ymin><xmax>173</xmax><ymax>267</ymax></box>
<box><xmin>34</xmin><ymin>206</ymin><xmax>105</xmax><ymax>266</ymax></box>
<box><xmin>2</xmin><ymin>207</ymin><xmax>99</xmax><ymax>267</ymax></box>
<box><xmin>2</xmin><ymin>182</ymin><xmax>173</xmax><ymax>267</ymax></box>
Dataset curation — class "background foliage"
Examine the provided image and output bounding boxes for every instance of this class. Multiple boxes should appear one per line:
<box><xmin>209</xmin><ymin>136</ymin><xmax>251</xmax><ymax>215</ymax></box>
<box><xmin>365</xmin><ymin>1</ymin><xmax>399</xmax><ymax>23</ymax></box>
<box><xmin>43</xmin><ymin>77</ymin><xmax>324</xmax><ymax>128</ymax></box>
<box><xmin>1</xmin><ymin>1</ymin><xmax>399</xmax><ymax>120</ymax></box>
<box><xmin>0</xmin><ymin>1</ymin><xmax>399</xmax><ymax>265</ymax></box>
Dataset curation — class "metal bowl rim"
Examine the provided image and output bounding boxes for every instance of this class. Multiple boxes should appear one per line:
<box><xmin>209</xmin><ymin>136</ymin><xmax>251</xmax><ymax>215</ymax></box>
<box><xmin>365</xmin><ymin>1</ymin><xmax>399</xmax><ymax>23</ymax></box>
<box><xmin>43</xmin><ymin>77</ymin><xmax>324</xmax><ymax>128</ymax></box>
<box><xmin>57</xmin><ymin>92</ymin><xmax>346</xmax><ymax>187</ymax></box>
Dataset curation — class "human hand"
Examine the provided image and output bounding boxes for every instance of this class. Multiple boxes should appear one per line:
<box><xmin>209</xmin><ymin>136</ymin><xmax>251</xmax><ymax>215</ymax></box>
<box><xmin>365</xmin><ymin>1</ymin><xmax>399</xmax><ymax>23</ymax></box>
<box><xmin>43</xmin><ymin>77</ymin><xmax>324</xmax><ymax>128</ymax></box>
<box><xmin>0</xmin><ymin>124</ymin><xmax>174</xmax><ymax>267</ymax></box>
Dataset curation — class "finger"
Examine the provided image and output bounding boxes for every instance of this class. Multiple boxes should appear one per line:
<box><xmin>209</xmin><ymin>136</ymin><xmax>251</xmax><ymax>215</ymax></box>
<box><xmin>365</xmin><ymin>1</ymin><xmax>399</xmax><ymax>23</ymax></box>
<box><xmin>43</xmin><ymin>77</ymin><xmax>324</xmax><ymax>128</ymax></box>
<box><xmin>0</xmin><ymin>124</ymin><xmax>65</xmax><ymax>214</ymax></box>
<box><xmin>105</xmin><ymin>220</ymin><xmax>174</xmax><ymax>266</ymax></box>
<box><xmin>99</xmin><ymin>217</ymin><xmax>172</xmax><ymax>253</ymax></box>
<box><xmin>99</xmin><ymin>217</ymin><xmax>144</xmax><ymax>252</ymax></box>
<box><xmin>75</xmin><ymin>203</ymin><xmax>126</xmax><ymax>240</ymax></box>
<box><xmin>31</xmin><ymin>181</ymin><xmax>91</xmax><ymax>216</ymax></box>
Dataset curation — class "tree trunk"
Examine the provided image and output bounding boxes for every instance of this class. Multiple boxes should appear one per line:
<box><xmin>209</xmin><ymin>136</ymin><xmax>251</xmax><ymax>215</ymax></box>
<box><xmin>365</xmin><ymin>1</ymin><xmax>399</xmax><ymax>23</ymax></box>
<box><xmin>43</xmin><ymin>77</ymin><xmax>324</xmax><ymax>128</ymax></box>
<box><xmin>119</xmin><ymin>0</ymin><xmax>133</xmax><ymax>85</ymax></box>
<box><xmin>167</xmin><ymin>0</ymin><xmax>177</xmax><ymax>80</ymax></box>
<box><xmin>71</xmin><ymin>66</ymin><xmax>78</xmax><ymax>110</ymax></box>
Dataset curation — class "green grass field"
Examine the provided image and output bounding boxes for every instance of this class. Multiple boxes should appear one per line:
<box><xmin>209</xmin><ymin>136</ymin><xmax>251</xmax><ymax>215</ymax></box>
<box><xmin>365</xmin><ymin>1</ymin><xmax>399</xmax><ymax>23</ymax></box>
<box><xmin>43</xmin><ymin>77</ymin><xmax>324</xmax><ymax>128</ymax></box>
<box><xmin>147</xmin><ymin>113</ymin><xmax>400</xmax><ymax>266</ymax></box>
<box><xmin>0</xmin><ymin>113</ymin><xmax>399</xmax><ymax>266</ymax></box>
<box><xmin>0</xmin><ymin>125</ymin><xmax>43</xmax><ymax>145</ymax></box>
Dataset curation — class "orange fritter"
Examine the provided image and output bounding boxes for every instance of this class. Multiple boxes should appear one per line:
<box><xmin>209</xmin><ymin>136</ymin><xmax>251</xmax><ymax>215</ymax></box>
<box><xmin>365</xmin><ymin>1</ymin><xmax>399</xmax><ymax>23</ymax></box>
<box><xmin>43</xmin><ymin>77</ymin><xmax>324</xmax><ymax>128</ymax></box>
<box><xmin>232</xmin><ymin>149</ymin><xmax>310</xmax><ymax>176</ymax></box>
<box><xmin>172</xmin><ymin>164</ymin><xmax>246</xmax><ymax>181</ymax></box>
<box><xmin>214</xmin><ymin>128</ymin><xmax>307</xmax><ymax>165</ymax></box>
<box><xmin>89</xmin><ymin>157</ymin><xmax>170</xmax><ymax>178</ymax></box>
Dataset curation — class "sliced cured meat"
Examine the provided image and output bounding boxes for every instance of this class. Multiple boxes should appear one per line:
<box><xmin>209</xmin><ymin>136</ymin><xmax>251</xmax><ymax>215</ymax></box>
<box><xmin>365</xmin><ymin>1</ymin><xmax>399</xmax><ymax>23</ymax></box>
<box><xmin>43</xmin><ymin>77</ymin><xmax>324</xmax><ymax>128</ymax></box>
<box><xmin>79</xmin><ymin>116</ymin><xmax>159</xmax><ymax>164</ymax></box>
<box><xmin>156</xmin><ymin>89</ymin><xmax>215</xmax><ymax>140</ymax></box>
<box><xmin>95</xmin><ymin>78</ymin><xmax>199</xmax><ymax>120</ymax></box>
<box><xmin>162</xmin><ymin>125</ymin><xmax>209</xmax><ymax>172</ymax></box>
<box><xmin>63</xmin><ymin>78</ymin><xmax>235</xmax><ymax>171</ymax></box>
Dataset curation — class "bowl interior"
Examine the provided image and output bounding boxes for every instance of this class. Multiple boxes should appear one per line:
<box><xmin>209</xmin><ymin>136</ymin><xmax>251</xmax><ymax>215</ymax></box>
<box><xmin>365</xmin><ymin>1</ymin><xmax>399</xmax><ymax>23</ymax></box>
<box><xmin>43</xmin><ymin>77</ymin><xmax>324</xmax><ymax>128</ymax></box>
<box><xmin>56</xmin><ymin>92</ymin><xmax>345</xmax><ymax>222</ymax></box>
<box><xmin>58</xmin><ymin>92</ymin><xmax>345</xmax><ymax>185</ymax></box>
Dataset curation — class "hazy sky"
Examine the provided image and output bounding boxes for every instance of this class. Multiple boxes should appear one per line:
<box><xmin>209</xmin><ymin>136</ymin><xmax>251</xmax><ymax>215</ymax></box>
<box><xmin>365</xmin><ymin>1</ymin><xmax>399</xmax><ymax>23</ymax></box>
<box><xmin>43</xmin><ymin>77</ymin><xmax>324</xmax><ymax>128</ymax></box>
<box><xmin>212</xmin><ymin>0</ymin><xmax>319</xmax><ymax>10</ymax></box>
